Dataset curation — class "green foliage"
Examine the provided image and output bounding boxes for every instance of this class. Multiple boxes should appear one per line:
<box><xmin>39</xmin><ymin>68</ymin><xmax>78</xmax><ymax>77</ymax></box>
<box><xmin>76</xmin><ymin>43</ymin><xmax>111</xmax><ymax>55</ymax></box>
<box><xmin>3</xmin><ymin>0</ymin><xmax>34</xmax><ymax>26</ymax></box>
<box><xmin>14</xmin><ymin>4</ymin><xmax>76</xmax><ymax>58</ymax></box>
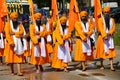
<box><xmin>114</xmin><ymin>24</ymin><xmax>120</xmax><ymax>46</ymax></box>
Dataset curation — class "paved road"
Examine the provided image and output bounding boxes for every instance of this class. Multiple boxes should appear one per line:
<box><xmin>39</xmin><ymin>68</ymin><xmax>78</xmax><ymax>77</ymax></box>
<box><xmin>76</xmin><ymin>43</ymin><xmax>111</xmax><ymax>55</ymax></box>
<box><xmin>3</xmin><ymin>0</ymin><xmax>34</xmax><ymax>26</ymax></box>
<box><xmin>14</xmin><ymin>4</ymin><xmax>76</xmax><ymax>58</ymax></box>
<box><xmin>0</xmin><ymin>46</ymin><xmax>120</xmax><ymax>80</ymax></box>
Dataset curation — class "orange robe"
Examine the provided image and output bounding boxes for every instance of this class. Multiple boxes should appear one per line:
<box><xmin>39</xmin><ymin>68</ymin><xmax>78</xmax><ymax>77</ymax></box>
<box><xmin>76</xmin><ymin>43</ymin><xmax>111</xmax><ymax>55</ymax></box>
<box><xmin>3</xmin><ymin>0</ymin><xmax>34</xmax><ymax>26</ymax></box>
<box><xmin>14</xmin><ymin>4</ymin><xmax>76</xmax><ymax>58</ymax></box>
<box><xmin>96</xmin><ymin>18</ymin><xmax>116</xmax><ymax>59</ymax></box>
<box><xmin>3</xmin><ymin>40</ymin><xmax>8</xmax><ymax>57</ymax></box>
<box><xmin>4</xmin><ymin>21</ymin><xmax>25</xmax><ymax>63</ymax></box>
<box><xmin>0</xmin><ymin>49</ymin><xmax>4</xmax><ymax>56</ymax></box>
<box><xmin>23</xmin><ymin>30</ymin><xmax>31</xmax><ymax>57</ymax></box>
<box><xmin>30</xmin><ymin>24</ymin><xmax>49</xmax><ymax>65</ymax></box>
<box><xmin>74</xmin><ymin>21</ymin><xmax>94</xmax><ymax>61</ymax></box>
<box><xmin>46</xmin><ymin>20</ymin><xmax>53</xmax><ymax>54</ymax></box>
<box><xmin>52</xmin><ymin>25</ymin><xmax>71</xmax><ymax>69</ymax></box>
<box><xmin>24</xmin><ymin>41</ymin><xmax>31</xmax><ymax>57</ymax></box>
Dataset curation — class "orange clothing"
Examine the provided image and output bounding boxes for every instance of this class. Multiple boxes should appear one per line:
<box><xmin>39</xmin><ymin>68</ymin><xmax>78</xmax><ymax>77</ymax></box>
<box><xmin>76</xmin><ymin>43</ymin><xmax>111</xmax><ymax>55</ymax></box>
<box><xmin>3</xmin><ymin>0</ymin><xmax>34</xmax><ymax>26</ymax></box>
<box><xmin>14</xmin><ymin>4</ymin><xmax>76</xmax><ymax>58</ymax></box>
<box><xmin>74</xmin><ymin>21</ymin><xmax>94</xmax><ymax>61</ymax></box>
<box><xmin>52</xmin><ymin>24</ymin><xmax>71</xmax><ymax>69</ymax></box>
<box><xmin>30</xmin><ymin>24</ymin><xmax>49</xmax><ymax>65</ymax></box>
<box><xmin>52</xmin><ymin>29</ymin><xmax>67</xmax><ymax>68</ymax></box>
<box><xmin>96</xmin><ymin>18</ymin><xmax>116</xmax><ymax>59</ymax></box>
<box><xmin>4</xmin><ymin>21</ymin><xmax>25</xmax><ymax>63</ymax></box>
<box><xmin>46</xmin><ymin>21</ymin><xmax>53</xmax><ymax>54</ymax></box>
<box><xmin>0</xmin><ymin>49</ymin><xmax>4</xmax><ymax>56</ymax></box>
<box><xmin>24</xmin><ymin>41</ymin><xmax>31</xmax><ymax>57</ymax></box>
<box><xmin>46</xmin><ymin>43</ymin><xmax>53</xmax><ymax>54</ymax></box>
<box><xmin>0</xmin><ymin>0</ymin><xmax>8</xmax><ymax>33</ymax></box>
<box><xmin>3</xmin><ymin>40</ymin><xmax>8</xmax><ymax>57</ymax></box>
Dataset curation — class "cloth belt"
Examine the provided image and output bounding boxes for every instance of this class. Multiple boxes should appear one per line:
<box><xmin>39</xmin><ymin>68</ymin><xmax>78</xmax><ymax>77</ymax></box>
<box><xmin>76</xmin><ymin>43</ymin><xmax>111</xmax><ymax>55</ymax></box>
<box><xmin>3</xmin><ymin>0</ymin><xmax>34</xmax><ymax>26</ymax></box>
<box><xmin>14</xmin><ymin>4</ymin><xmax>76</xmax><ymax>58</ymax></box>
<box><xmin>98</xmin><ymin>33</ymin><xmax>101</xmax><ymax>36</ymax></box>
<box><xmin>76</xmin><ymin>36</ymin><xmax>81</xmax><ymax>39</ymax></box>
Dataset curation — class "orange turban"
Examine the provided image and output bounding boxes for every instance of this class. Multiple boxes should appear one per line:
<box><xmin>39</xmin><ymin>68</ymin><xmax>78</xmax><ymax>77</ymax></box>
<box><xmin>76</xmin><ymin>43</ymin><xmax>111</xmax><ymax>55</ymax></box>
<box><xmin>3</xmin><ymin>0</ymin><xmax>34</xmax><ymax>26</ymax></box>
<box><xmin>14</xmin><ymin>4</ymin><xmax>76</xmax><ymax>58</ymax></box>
<box><xmin>34</xmin><ymin>13</ymin><xmax>42</xmax><ymax>20</ymax></box>
<box><xmin>60</xmin><ymin>16</ymin><xmax>67</xmax><ymax>23</ymax></box>
<box><xmin>80</xmin><ymin>11</ymin><xmax>88</xmax><ymax>17</ymax></box>
<box><xmin>10</xmin><ymin>12</ymin><xmax>18</xmax><ymax>19</ymax></box>
<box><xmin>103</xmin><ymin>6</ymin><xmax>111</xmax><ymax>13</ymax></box>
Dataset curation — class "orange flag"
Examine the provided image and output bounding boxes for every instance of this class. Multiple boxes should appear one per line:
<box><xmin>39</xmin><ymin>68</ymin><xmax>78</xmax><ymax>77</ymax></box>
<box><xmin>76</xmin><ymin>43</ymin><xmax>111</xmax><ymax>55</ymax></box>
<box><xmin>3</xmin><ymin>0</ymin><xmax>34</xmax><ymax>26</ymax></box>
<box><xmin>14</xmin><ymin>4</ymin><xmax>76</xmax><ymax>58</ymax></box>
<box><xmin>0</xmin><ymin>0</ymin><xmax>8</xmax><ymax>33</ymax></box>
<box><xmin>28</xmin><ymin>0</ymin><xmax>34</xmax><ymax>22</ymax></box>
<box><xmin>94</xmin><ymin>0</ymin><xmax>102</xmax><ymax>31</ymax></box>
<box><xmin>68</xmin><ymin>0</ymin><xmax>79</xmax><ymax>32</ymax></box>
<box><xmin>51</xmin><ymin>0</ymin><xmax>58</xmax><ymax>21</ymax></box>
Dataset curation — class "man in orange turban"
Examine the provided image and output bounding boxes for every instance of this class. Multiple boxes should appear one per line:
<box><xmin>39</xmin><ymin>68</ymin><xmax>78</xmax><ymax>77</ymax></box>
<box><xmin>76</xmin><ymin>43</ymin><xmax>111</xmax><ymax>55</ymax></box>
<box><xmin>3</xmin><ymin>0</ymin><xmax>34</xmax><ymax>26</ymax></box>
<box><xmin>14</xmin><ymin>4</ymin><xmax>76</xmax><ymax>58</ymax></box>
<box><xmin>103</xmin><ymin>6</ymin><xmax>111</xmax><ymax>13</ymax></box>
<box><xmin>80</xmin><ymin>11</ymin><xmax>88</xmax><ymax>18</ymax></box>
<box><xmin>52</xmin><ymin>16</ymin><xmax>72</xmax><ymax>72</ymax></box>
<box><xmin>30</xmin><ymin>13</ymin><xmax>49</xmax><ymax>73</ymax></box>
<box><xmin>59</xmin><ymin>16</ymin><xmax>67</xmax><ymax>24</ymax></box>
<box><xmin>74</xmin><ymin>11</ymin><xmax>94</xmax><ymax>71</ymax></box>
<box><xmin>10</xmin><ymin>12</ymin><xmax>18</xmax><ymax>19</ymax></box>
<box><xmin>4</xmin><ymin>12</ymin><xmax>24</xmax><ymax>76</ymax></box>
<box><xmin>40</xmin><ymin>12</ymin><xmax>53</xmax><ymax>66</ymax></box>
<box><xmin>96</xmin><ymin>6</ymin><xmax>116</xmax><ymax>71</ymax></box>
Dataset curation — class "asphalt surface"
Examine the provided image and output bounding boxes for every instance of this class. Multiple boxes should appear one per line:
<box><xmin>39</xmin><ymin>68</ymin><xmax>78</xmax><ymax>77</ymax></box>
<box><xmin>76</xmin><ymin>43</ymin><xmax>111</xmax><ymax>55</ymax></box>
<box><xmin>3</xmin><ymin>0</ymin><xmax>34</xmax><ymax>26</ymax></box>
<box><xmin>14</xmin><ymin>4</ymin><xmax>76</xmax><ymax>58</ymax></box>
<box><xmin>0</xmin><ymin>46</ymin><xmax>120</xmax><ymax>80</ymax></box>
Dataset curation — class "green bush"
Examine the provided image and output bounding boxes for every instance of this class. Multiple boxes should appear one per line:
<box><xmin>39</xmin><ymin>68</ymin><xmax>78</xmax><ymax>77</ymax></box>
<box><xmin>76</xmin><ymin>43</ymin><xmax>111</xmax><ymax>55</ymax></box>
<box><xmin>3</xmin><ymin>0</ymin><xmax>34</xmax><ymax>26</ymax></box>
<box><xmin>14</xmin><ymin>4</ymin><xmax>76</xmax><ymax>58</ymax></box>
<box><xmin>114</xmin><ymin>23</ymin><xmax>120</xmax><ymax>46</ymax></box>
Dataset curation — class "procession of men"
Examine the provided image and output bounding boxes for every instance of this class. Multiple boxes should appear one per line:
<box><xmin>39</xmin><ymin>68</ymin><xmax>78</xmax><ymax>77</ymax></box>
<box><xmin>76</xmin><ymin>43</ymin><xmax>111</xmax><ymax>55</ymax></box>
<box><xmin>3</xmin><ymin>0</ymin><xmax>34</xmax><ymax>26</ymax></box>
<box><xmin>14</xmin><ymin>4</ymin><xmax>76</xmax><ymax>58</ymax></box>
<box><xmin>0</xmin><ymin>0</ymin><xmax>119</xmax><ymax>79</ymax></box>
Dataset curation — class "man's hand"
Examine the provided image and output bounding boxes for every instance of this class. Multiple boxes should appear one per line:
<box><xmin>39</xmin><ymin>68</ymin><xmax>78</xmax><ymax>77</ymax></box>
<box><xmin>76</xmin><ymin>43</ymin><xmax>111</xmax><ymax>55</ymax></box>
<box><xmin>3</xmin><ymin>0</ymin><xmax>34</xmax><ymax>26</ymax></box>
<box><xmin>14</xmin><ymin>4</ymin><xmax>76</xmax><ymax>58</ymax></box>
<box><xmin>10</xmin><ymin>32</ymin><xmax>15</xmax><ymax>35</ymax></box>
<box><xmin>10</xmin><ymin>44</ymin><xmax>15</xmax><ymax>47</ymax></box>
<box><xmin>84</xmin><ymin>33</ymin><xmax>87</xmax><ymax>37</ymax></box>
<box><xmin>60</xmin><ymin>44</ymin><xmax>65</xmax><ymax>47</ymax></box>
<box><xmin>63</xmin><ymin>35</ymin><xmax>66</xmax><ymax>40</ymax></box>
<box><xmin>34</xmin><ymin>43</ymin><xmax>39</xmax><ymax>46</ymax></box>
<box><xmin>23</xmin><ymin>33</ymin><xmax>29</xmax><ymax>38</ymax></box>
<box><xmin>26</xmin><ymin>33</ymin><xmax>29</xmax><ymax>37</ymax></box>
<box><xmin>107</xmin><ymin>33</ymin><xmax>111</xmax><ymax>36</ymax></box>
<box><xmin>104</xmin><ymin>36</ymin><xmax>108</xmax><ymax>40</ymax></box>
<box><xmin>35</xmin><ymin>32</ymin><xmax>40</xmax><ymax>35</ymax></box>
<box><xmin>83</xmin><ymin>38</ymin><xmax>87</xmax><ymax>42</ymax></box>
<box><xmin>22</xmin><ymin>35</ymin><xmax>27</xmax><ymax>38</ymax></box>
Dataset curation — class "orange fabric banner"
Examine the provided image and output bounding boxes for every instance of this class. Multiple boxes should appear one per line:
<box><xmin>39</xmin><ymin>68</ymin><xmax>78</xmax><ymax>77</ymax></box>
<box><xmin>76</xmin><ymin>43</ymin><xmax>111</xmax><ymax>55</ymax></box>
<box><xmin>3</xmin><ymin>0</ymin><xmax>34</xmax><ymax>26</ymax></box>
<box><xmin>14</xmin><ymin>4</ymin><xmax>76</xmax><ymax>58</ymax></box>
<box><xmin>51</xmin><ymin>0</ymin><xmax>58</xmax><ymax>21</ymax></box>
<box><xmin>0</xmin><ymin>0</ymin><xmax>8</xmax><ymax>33</ymax></box>
<box><xmin>68</xmin><ymin>0</ymin><xmax>79</xmax><ymax>32</ymax></box>
<box><xmin>28</xmin><ymin>0</ymin><xmax>34</xmax><ymax>22</ymax></box>
<box><xmin>94</xmin><ymin>0</ymin><xmax>102</xmax><ymax>31</ymax></box>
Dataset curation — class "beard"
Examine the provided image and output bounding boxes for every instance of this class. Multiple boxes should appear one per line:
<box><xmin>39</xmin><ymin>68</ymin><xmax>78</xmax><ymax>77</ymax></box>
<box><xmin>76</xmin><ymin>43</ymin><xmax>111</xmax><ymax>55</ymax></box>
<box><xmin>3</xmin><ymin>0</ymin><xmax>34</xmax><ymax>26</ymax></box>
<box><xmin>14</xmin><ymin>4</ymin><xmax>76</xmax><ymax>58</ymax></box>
<box><xmin>61</xmin><ymin>24</ymin><xmax>67</xmax><ymax>28</ymax></box>
<box><xmin>61</xmin><ymin>24</ymin><xmax>67</xmax><ymax>32</ymax></box>
<box><xmin>36</xmin><ymin>21</ymin><xmax>41</xmax><ymax>31</ymax></box>
<box><xmin>104</xmin><ymin>14</ymin><xmax>110</xmax><ymax>30</ymax></box>
<box><xmin>41</xmin><ymin>17</ymin><xmax>47</xmax><ymax>25</ymax></box>
<box><xmin>12</xmin><ymin>20</ymin><xmax>18</xmax><ymax>29</ymax></box>
<box><xmin>36</xmin><ymin>20</ymin><xmax>41</xmax><ymax>26</ymax></box>
<box><xmin>81</xmin><ymin>17</ymin><xmax>87</xmax><ymax>23</ymax></box>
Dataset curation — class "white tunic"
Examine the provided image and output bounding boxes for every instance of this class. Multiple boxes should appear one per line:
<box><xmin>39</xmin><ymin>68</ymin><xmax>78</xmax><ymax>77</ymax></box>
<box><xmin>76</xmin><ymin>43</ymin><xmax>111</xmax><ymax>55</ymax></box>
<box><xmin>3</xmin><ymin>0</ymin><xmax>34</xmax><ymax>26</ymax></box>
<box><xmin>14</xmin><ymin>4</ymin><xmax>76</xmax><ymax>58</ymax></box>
<box><xmin>57</xmin><ymin>24</ymin><xmax>71</xmax><ymax>63</ymax></box>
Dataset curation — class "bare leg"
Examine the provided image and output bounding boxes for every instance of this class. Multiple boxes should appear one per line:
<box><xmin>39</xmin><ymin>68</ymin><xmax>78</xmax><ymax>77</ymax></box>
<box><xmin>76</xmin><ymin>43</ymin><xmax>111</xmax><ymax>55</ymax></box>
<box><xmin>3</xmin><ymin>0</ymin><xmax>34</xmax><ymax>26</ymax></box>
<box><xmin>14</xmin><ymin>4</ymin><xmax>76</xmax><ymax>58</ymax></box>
<box><xmin>24</xmin><ymin>56</ymin><xmax>27</xmax><ymax>63</ymax></box>
<box><xmin>35</xmin><ymin>65</ymin><xmax>40</xmax><ymax>73</ymax></box>
<box><xmin>27</xmin><ymin>57</ymin><xmax>30</xmax><ymax>64</ymax></box>
<box><xmin>39</xmin><ymin>65</ymin><xmax>43</xmax><ymax>72</ymax></box>
<box><xmin>100</xmin><ymin>58</ymin><xmax>104</xmax><ymax>70</ymax></box>
<box><xmin>81</xmin><ymin>61</ymin><xmax>86</xmax><ymax>71</ymax></box>
<box><xmin>17</xmin><ymin>63</ymin><xmax>23</xmax><ymax>76</ymax></box>
<box><xmin>64</xmin><ymin>67</ymin><xmax>69</xmax><ymax>72</ymax></box>
<box><xmin>0</xmin><ymin>57</ymin><xmax>3</xmax><ymax>65</ymax></box>
<box><xmin>10</xmin><ymin>63</ymin><xmax>14</xmax><ymax>75</ymax></box>
<box><xmin>109</xmin><ymin>58</ymin><xmax>115</xmax><ymax>71</ymax></box>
